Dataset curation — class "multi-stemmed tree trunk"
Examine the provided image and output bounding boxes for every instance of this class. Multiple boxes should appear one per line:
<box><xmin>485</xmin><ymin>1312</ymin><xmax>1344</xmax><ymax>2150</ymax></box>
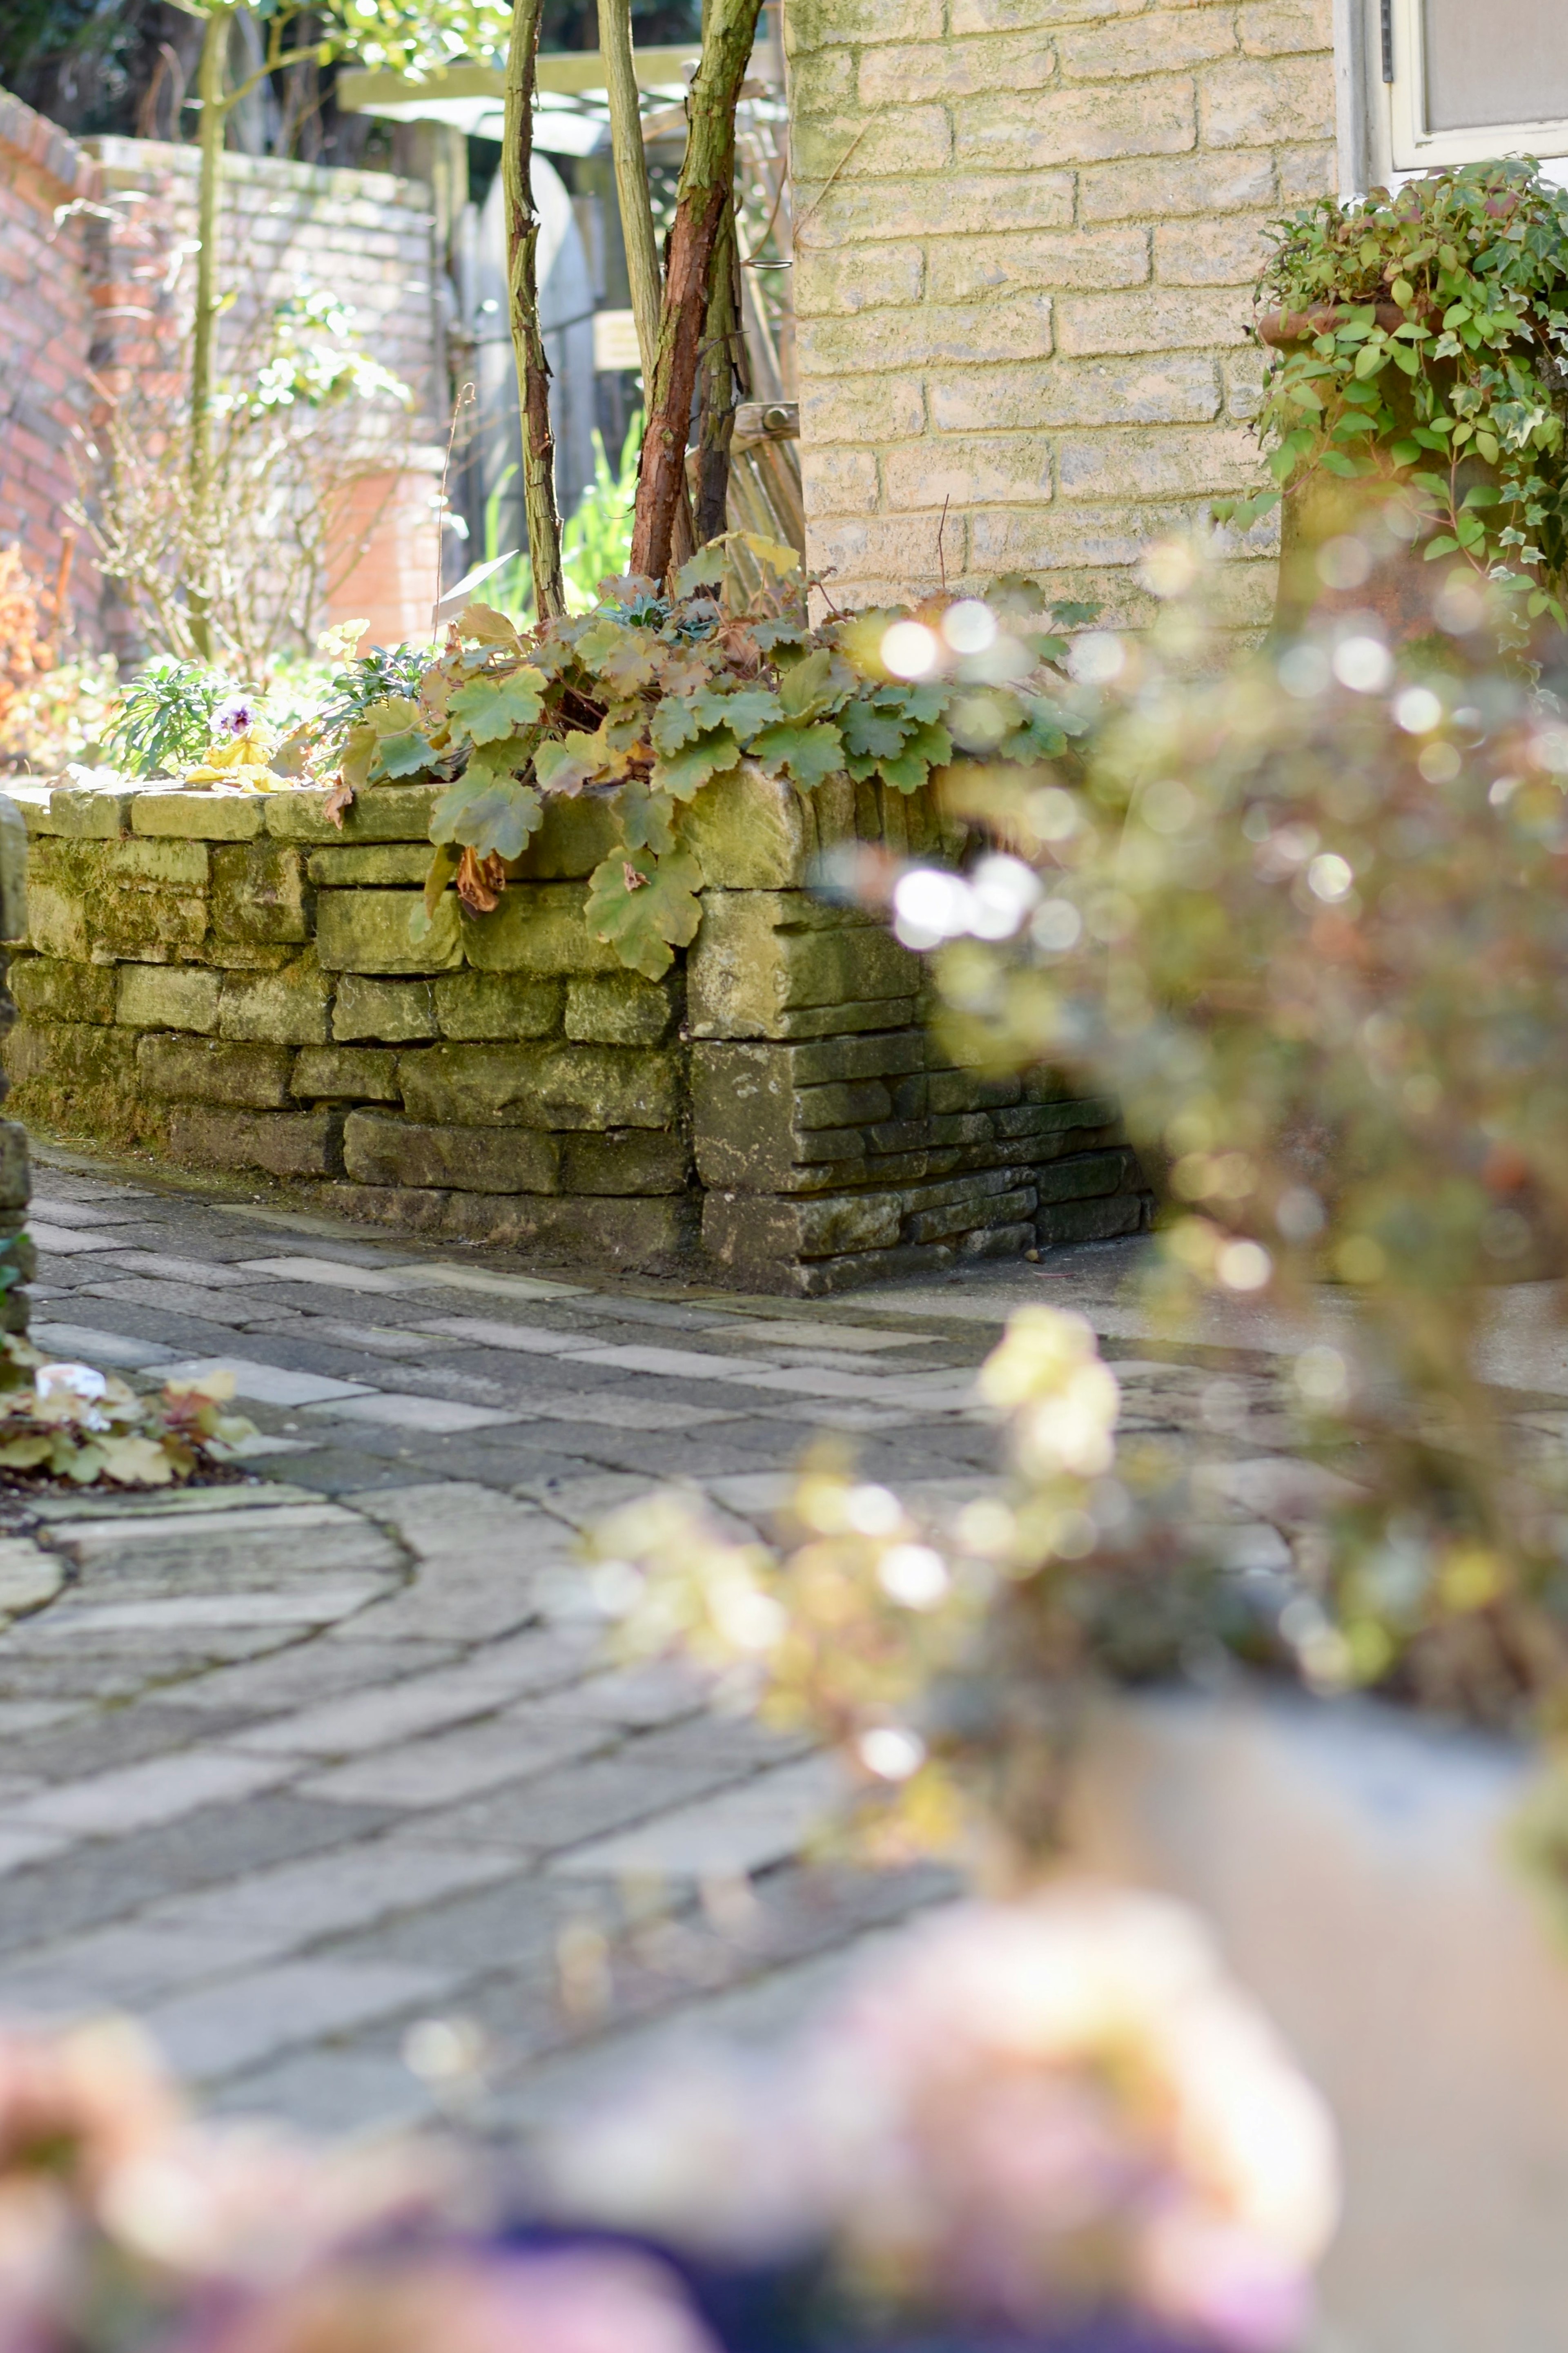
<box><xmin>501</xmin><ymin>0</ymin><xmax>566</xmax><ymax>620</ymax></box>
<box><xmin>187</xmin><ymin>0</ymin><xmax>237</xmax><ymax>660</ymax></box>
<box><xmin>628</xmin><ymin>0</ymin><xmax>764</xmax><ymax>583</ymax></box>
<box><xmin>695</xmin><ymin>194</ymin><xmax>746</xmax><ymax>546</ymax></box>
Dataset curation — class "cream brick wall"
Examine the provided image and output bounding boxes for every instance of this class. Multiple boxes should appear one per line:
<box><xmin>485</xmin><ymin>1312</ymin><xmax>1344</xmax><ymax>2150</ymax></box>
<box><xmin>787</xmin><ymin>0</ymin><xmax>1336</xmax><ymax>624</ymax></box>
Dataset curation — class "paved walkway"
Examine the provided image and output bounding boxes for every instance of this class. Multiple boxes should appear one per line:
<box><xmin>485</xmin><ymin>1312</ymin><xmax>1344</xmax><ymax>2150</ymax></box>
<box><xmin>3</xmin><ymin>1149</ymin><xmax>1565</xmax><ymax>2144</ymax></box>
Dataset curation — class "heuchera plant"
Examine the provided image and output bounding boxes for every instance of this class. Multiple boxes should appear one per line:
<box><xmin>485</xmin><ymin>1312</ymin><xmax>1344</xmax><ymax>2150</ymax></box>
<box><xmin>326</xmin><ymin>540</ymin><xmax>1093</xmax><ymax>981</ymax></box>
<box><xmin>1225</xmin><ymin>160</ymin><xmax>1568</xmax><ymax>626</ymax></box>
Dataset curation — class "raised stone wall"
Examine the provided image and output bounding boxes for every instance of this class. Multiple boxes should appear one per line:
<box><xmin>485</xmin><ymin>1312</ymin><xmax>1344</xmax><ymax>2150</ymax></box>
<box><xmin>787</xmin><ymin>0</ymin><xmax>1338</xmax><ymax>628</ymax></box>
<box><xmin>1</xmin><ymin>775</ymin><xmax>1148</xmax><ymax>1293</ymax></box>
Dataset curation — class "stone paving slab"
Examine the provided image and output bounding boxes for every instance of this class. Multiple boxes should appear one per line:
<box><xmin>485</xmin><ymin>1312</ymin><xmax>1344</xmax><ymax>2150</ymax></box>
<box><xmin>0</xmin><ymin>1142</ymin><xmax>1438</xmax><ymax>2144</ymax></box>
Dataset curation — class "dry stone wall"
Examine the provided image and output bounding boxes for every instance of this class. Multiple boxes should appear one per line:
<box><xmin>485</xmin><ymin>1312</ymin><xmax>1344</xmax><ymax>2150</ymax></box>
<box><xmin>2</xmin><ymin>776</ymin><xmax>1148</xmax><ymax>1293</ymax></box>
<box><xmin>787</xmin><ymin>0</ymin><xmax>1338</xmax><ymax>629</ymax></box>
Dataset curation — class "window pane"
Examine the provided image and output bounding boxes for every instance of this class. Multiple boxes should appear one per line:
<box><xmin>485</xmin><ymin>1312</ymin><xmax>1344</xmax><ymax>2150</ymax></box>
<box><xmin>1423</xmin><ymin>0</ymin><xmax>1568</xmax><ymax>132</ymax></box>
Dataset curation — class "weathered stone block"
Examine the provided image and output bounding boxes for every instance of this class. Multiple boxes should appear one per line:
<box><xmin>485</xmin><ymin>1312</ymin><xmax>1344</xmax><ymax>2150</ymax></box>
<box><xmin>293</xmin><ymin>1046</ymin><xmax>401</xmax><ymax>1102</ymax></box>
<box><xmin>116</xmin><ymin>964</ymin><xmax>221</xmax><ymax>1034</ymax></box>
<box><xmin>210</xmin><ymin>843</ymin><xmax>310</xmax><ymax>946</ymax></box>
<box><xmin>689</xmin><ymin>892</ymin><xmax>922</xmax><ymax>1038</ymax></box>
<box><xmin>306</xmin><ymin>843</ymin><xmax>432</xmax><ymax>886</ymax></box>
<box><xmin>8</xmin><ymin>1019</ymin><xmax>138</xmax><ymax>1093</ymax></box>
<box><xmin>1038</xmin><ymin>1190</ymin><xmax>1148</xmax><ymax>1247</ymax></box>
<box><xmin>906</xmin><ymin>1184</ymin><xmax>1036</xmax><ymax>1244</ymax></box>
<box><xmin>1036</xmin><ymin>1146</ymin><xmax>1142</xmax><ymax>1203</ymax></box>
<box><xmin>8</xmin><ymin>957</ymin><xmax>116</xmax><ymax>1025</ymax></box>
<box><xmin>96</xmin><ymin>888</ymin><xmax>210</xmax><ymax>962</ymax></box>
<box><xmin>0</xmin><ymin>797</ymin><xmax>27</xmax><ymax>945</ymax></box>
<box><xmin>343</xmin><ymin>1111</ymin><xmax>560</xmax><ymax>1193</ymax></box>
<box><xmin>137</xmin><ymin>1034</ymin><xmax>296</xmax><ymax>1109</ymax></box>
<box><xmin>334</xmin><ymin>974</ymin><xmax>440</xmax><ymax>1042</ymax></box>
<box><xmin>167</xmin><ymin>1106</ymin><xmax>345</xmax><ymax>1179</ymax></box>
<box><xmin>564</xmin><ymin>972</ymin><xmax>678</xmax><ymax>1046</ymax></box>
<box><xmin>36</xmin><ymin>787</ymin><xmax>136</xmax><ymax>839</ymax></box>
<box><xmin>131</xmin><ymin>792</ymin><xmax>265</xmax><ymax>841</ymax></box>
<box><xmin>22</xmin><ymin>883</ymin><xmax>89</xmax><ymax>963</ymax></box>
<box><xmin>217</xmin><ymin>952</ymin><xmax>334</xmax><ymax>1044</ymax></box>
<box><xmin>434</xmin><ymin>972</ymin><xmax>562</xmax><ymax>1041</ymax></box>
<box><xmin>264</xmin><ymin>784</ymin><xmax>442</xmax><ymax>843</ymax></box>
<box><xmin>105</xmin><ymin>838</ymin><xmax>209</xmax><ymax>887</ymax></box>
<box><xmin>558</xmin><ymin>1131</ymin><xmax>691</xmax><ymax>1195</ymax></box>
<box><xmin>439</xmin><ymin>1190</ymin><xmax>698</xmax><ymax>1267</ymax></box>
<box><xmin>682</xmin><ymin>766</ymin><xmax>812</xmax><ymax>889</ymax></box>
<box><xmin>398</xmin><ymin>1041</ymin><xmax>682</xmax><ymax>1131</ymax></box>
<box><xmin>462</xmin><ymin>882</ymin><xmax>619</xmax><ymax>976</ymax></box>
<box><xmin>508</xmin><ymin>794</ymin><xmax>623</xmax><ymax>880</ymax></box>
<box><xmin>703</xmin><ymin>1189</ymin><xmax>902</xmax><ymax>1268</ymax></box>
<box><xmin>316</xmin><ymin>890</ymin><xmax>462</xmax><ymax>975</ymax></box>
<box><xmin>0</xmin><ymin>1122</ymin><xmax>30</xmax><ymax>1211</ymax></box>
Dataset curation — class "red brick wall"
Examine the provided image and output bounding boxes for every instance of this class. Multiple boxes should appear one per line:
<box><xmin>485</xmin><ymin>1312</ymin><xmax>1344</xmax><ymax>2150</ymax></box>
<box><xmin>0</xmin><ymin>87</ymin><xmax>102</xmax><ymax>634</ymax></box>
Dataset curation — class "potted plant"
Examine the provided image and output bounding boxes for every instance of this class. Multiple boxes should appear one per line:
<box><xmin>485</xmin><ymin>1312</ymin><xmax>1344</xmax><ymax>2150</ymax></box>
<box><xmin>1219</xmin><ymin>160</ymin><xmax>1568</xmax><ymax>645</ymax></box>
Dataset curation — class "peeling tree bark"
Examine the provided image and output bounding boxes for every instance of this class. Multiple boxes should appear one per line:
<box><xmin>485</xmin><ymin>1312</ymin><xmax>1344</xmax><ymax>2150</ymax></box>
<box><xmin>629</xmin><ymin>0</ymin><xmax>764</xmax><ymax>584</ymax></box>
<box><xmin>695</xmin><ymin>194</ymin><xmax>746</xmax><ymax>546</ymax></box>
<box><xmin>502</xmin><ymin>0</ymin><xmax>566</xmax><ymax>620</ymax></box>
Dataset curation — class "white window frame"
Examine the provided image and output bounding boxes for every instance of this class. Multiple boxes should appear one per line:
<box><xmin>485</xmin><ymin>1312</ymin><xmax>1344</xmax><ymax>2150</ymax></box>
<box><xmin>1384</xmin><ymin>0</ymin><xmax>1568</xmax><ymax>175</ymax></box>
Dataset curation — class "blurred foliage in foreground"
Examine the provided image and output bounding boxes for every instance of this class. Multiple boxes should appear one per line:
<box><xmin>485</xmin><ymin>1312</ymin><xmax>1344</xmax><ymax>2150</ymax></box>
<box><xmin>0</xmin><ymin>1887</ymin><xmax>1336</xmax><ymax>2353</ymax></box>
<box><xmin>590</xmin><ymin>539</ymin><xmax>1568</xmax><ymax>1865</ymax></box>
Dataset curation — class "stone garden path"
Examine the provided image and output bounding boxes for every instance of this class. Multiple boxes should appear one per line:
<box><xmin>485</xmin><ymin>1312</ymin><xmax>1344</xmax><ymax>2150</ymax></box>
<box><xmin>4</xmin><ymin>1150</ymin><xmax>1568</xmax><ymax>2146</ymax></box>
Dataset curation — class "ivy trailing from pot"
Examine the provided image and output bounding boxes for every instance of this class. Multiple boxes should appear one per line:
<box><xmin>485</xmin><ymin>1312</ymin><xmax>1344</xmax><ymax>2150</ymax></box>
<box><xmin>324</xmin><ymin>541</ymin><xmax>1094</xmax><ymax>981</ymax></box>
<box><xmin>1220</xmin><ymin>159</ymin><xmax>1568</xmax><ymax>631</ymax></box>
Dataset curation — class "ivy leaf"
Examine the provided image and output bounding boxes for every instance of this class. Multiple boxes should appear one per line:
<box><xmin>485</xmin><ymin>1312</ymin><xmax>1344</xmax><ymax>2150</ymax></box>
<box><xmin>1423</xmin><ymin>534</ymin><xmax>1461</xmax><ymax>558</ymax></box>
<box><xmin>1320</xmin><ymin>449</ymin><xmax>1370</xmax><ymax>477</ymax></box>
<box><xmin>617</xmin><ymin>780</ymin><xmax>679</xmax><ymax>855</ymax></box>
<box><xmin>586</xmin><ymin>844</ymin><xmax>703</xmax><ymax>980</ymax></box>
<box><xmin>534</xmin><ymin>731</ymin><xmax>606</xmax><ymax>796</ymax></box>
<box><xmin>841</xmin><ymin>697</ymin><xmax>913</xmax><ymax>759</ymax></box>
<box><xmin>448</xmin><ymin>666</ymin><xmax>547</xmax><ymax>745</ymax></box>
<box><xmin>750</xmin><ymin>719</ymin><xmax>845</xmax><ymax>788</ymax></box>
<box><xmin>652</xmin><ymin>727</ymin><xmax>742</xmax><ymax>799</ymax></box>
<box><xmin>431</xmin><ymin>772</ymin><xmax>543</xmax><ymax>860</ymax></box>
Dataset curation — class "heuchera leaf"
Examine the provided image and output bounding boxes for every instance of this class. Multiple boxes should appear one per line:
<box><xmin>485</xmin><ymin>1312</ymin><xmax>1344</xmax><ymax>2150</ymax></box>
<box><xmin>780</xmin><ymin>646</ymin><xmax>851</xmax><ymax>721</ymax></box>
<box><xmin>585</xmin><ymin>844</ymin><xmax>704</xmax><ymax>981</ymax></box>
<box><xmin>617</xmin><ymin>780</ymin><xmax>679</xmax><ymax>855</ymax></box>
<box><xmin>652</xmin><ymin>727</ymin><xmax>742</xmax><ymax>799</ymax></box>
<box><xmin>690</xmin><ymin>686</ymin><xmax>782</xmax><ymax>742</ymax></box>
<box><xmin>841</xmin><ymin>698</ymin><xmax>913</xmax><ymax>759</ymax></box>
<box><xmin>739</xmin><ymin>530</ymin><xmax>801</xmax><ymax>576</ymax></box>
<box><xmin>456</xmin><ymin>602</ymin><xmax>525</xmax><ymax>649</ymax></box>
<box><xmin>373</xmin><ymin>729</ymin><xmax>439</xmax><ymax>779</ymax></box>
<box><xmin>876</xmin><ymin>719</ymin><xmax>953</xmax><ymax>794</ymax></box>
<box><xmin>749</xmin><ymin>719</ymin><xmax>845</xmax><ymax>788</ymax></box>
<box><xmin>534</xmin><ymin>731</ymin><xmax>606</xmax><ymax>796</ymax></box>
<box><xmin>431</xmin><ymin>773</ymin><xmax>543</xmax><ymax>860</ymax></box>
<box><xmin>649</xmin><ymin>695</ymin><xmax>704</xmax><ymax>757</ymax></box>
<box><xmin>448</xmin><ymin>666</ymin><xmax>547</xmax><ymax>745</ymax></box>
<box><xmin>673</xmin><ymin>545</ymin><xmax>728</xmax><ymax>596</ymax></box>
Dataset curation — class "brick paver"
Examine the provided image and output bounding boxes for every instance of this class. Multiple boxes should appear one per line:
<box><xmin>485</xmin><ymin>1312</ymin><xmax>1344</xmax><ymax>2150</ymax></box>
<box><xmin>0</xmin><ymin>1144</ymin><xmax>1491</xmax><ymax>2141</ymax></box>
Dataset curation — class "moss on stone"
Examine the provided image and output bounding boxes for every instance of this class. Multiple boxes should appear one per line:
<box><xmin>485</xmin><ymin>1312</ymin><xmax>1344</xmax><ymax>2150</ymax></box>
<box><xmin>116</xmin><ymin>964</ymin><xmax>222</xmax><ymax>1034</ymax></box>
<box><xmin>137</xmin><ymin>1034</ymin><xmax>296</xmax><ymax>1109</ymax></box>
<box><xmin>564</xmin><ymin>972</ymin><xmax>679</xmax><ymax>1046</ymax></box>
<box><xmin>8</xmin><ymin>956</ymin><xmax>116</xmax><ymax>1025</ymax></box>
<box><xmin>211</xmin><ymin>843</ymin><xmax>310</xmax><ymax>946</ymax></box>
<box><xmin>397</xmin><ymin>1040</ymin><xmax>682</xmax><ymax>1130</ymax></box>
<box><xmin>333</xmin><ymin>975</ymin><xmax>440</xmax><ymax>1042</ymax></box>
<box><xmin>342</xmin><ymin>1111</ymin><xmax>561</xmax><ymax>1193</ymax></box>
<box><xmin>217</xmin><ymin>952</ymin><xmax>334</xmax><ymax>1045</ymax></box>
<box><xmin>294</xmin><ymin>1045</ymin><xmax>401</xmax><ymax>1101</ymax></box>
<box><xmin>316</xmin><ymin>890</ymin><xmax>462</xmax><ymax>975</ymax></box>
<box><xmin>434</xmin><ymin>972</ymin><xmax>562</xmax><ymax>1041</ymax></box>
